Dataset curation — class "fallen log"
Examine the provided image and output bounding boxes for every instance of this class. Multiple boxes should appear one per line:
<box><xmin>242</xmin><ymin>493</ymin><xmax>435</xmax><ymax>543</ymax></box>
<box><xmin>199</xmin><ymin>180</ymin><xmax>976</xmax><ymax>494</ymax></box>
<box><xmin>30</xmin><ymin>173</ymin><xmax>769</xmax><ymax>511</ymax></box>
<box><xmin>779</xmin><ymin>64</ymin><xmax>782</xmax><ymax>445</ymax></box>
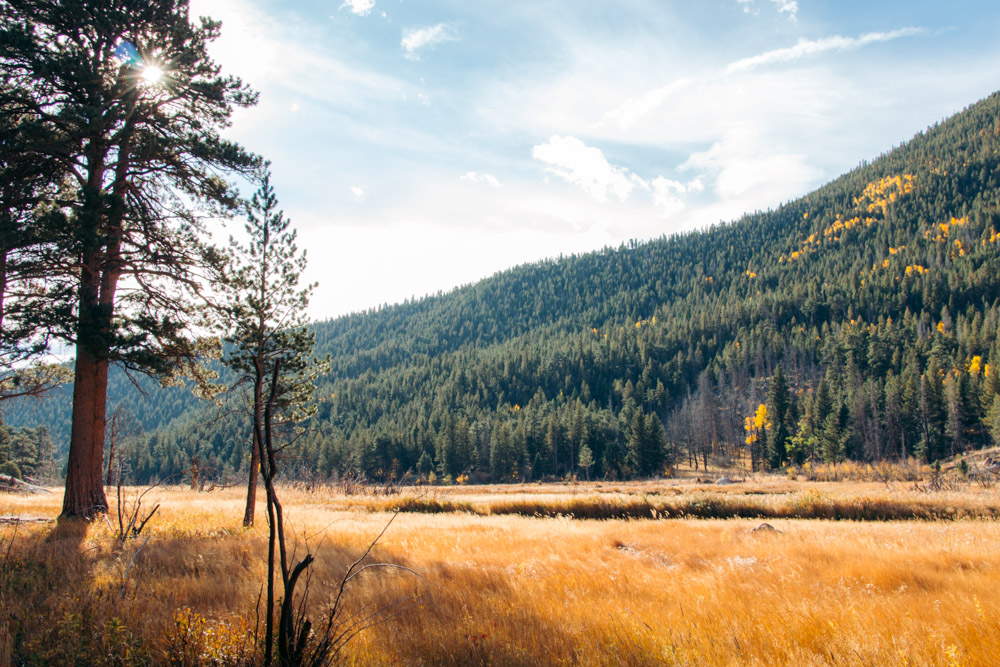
<box><xmin>0</xmin><ymin>473</ymin><xmax>52</xmax><ymax>495</ymax></box>
<box><xmin>0</xmin><ymin>515</ymin><xmax>52</xmax><ymax>524</ymax></box>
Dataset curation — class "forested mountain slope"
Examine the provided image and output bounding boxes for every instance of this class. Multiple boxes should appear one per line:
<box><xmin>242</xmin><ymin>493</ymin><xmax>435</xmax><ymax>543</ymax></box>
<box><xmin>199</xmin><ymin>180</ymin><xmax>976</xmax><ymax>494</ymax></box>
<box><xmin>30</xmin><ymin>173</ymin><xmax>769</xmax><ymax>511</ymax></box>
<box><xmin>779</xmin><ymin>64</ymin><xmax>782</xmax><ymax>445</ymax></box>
<box><xmin>7</xmin><ymin>90</ymin><xmax>1000</xmax><ymax>484</ymax></box>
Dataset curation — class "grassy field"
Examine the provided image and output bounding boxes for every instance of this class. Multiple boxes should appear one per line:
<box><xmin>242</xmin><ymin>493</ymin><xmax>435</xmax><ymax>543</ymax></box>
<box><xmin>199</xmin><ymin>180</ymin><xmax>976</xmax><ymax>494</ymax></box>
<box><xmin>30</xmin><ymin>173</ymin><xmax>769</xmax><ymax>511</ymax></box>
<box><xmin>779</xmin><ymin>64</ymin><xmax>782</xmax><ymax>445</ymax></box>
<box><xmin>2</xmin><ymin>476</ymin><xmax>1000</xmax><ymax>665</ymax></box>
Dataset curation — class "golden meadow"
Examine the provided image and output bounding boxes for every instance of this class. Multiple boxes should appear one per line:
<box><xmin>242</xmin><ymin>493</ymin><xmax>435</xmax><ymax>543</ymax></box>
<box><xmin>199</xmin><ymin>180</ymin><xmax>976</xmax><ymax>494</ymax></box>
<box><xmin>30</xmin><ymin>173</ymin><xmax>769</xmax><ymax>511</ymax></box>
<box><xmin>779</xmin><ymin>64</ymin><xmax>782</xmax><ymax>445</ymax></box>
<box><xmin>2</xmin><ymin>470</ymin><xmax>1000</xmax><ymax>665</ymax></box>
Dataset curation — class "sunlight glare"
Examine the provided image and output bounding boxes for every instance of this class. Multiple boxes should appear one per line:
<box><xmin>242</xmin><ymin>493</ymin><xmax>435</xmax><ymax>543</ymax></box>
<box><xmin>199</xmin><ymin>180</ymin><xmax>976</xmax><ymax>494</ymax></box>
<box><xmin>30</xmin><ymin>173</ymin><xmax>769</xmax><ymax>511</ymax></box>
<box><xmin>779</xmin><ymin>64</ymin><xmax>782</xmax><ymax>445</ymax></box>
<box><xmin>141</xmin><ymin>65</ymin><xmax>164</xmax><ymax>85</ymax></box>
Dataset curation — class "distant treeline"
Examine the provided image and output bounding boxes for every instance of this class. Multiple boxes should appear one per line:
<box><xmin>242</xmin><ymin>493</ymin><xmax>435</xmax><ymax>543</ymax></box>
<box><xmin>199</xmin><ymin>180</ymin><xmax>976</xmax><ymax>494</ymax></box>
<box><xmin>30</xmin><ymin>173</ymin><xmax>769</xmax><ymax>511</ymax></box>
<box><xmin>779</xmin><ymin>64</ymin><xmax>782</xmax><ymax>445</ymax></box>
<box><xmin>0</xmin><ymin>416</ymin><xmax>55</xmax><ymax>481</ymax></box>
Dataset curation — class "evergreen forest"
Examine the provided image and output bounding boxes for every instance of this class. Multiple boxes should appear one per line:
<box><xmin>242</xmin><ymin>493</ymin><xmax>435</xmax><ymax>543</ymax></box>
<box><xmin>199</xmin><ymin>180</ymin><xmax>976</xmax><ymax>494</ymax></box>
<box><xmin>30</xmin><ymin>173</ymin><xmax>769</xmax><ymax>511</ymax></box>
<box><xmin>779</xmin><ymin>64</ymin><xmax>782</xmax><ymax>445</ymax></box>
<box><xmin>7</xmin><ymin>90</ymin><xmax>1000</xmax><ymax>485</ymax></box>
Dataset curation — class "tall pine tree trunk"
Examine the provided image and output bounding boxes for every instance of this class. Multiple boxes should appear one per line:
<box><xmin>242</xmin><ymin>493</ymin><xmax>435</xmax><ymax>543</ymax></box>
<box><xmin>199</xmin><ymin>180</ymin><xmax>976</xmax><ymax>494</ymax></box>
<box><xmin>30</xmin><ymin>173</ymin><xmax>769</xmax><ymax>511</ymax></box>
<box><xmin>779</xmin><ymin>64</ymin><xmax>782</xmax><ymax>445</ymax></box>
<box><xmin>0</xmin><ymin>249</ymin><xmax>7</xmax><ymax>341</ymax></box>
<box><xmin>63</xmin><ymin>347</ymin><xmax>110</xmax><ymax>517</ymax></box>
<box><xmin>61</xmin><ymin>161</ymin><xmax>125</xmax><ymax>518</ymax></box>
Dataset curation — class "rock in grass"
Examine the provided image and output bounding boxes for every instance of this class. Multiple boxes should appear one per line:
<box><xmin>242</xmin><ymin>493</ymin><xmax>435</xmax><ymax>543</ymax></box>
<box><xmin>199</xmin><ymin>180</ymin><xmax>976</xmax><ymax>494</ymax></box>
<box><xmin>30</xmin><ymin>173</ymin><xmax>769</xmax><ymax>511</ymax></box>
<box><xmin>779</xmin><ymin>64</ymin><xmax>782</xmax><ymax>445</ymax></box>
<box><xmin>750</xmin><ymin>522</ymin><xmax>780</xmax><ymax>535</ymax></box>
<box><xmin>715</xmin><ymin>477</ymin><xmax>734</xmax><ymax>485</ymax></box>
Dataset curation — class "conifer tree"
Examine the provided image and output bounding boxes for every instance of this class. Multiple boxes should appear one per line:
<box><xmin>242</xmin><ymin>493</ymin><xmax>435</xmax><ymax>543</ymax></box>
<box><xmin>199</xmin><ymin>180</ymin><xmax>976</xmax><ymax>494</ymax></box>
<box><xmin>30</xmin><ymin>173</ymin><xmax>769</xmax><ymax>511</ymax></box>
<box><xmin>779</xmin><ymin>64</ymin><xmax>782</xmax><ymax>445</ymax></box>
<box><xmin>489</xmin><ymin>421</ymin><xmax>519</xmax><ymax>481</ymax></box>
<box><xmin>0</xmin><ymin>0</ymin><xmax>261</xmax><ymax>517</ymax></box>
<box><xmin>767</xmin><ymin>365</ymin><xmax>790</xmax><ymax>468</ymax></box>
<box><xmin>218</xmin><ymin>174</ymin><xmax>327</xmax><ymax>527</ymax></box>
<box><xmin>577</xmin><ymin>444</ymin><xmax>594</xmax><ymax>481</ymax></box>
<box><xmin>216</xmin><ymin>174</ymin><xmax>327</xmax><ymax>664</ymax></box>
<box><xmin>628</xmin><ymin>409</ymin><xmax>665</xmax><ymax>477</ymax></box>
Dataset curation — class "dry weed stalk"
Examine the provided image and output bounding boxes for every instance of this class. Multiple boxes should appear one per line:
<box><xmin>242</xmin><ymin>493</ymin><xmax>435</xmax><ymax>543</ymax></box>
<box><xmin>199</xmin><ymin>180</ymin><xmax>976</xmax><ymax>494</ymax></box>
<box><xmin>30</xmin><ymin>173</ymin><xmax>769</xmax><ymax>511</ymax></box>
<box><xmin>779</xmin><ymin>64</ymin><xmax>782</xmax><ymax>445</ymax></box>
<box><xmin>113</xmin><ymin>478</ymin><xmax>160</xmax><ymax>544</ymax></box>
<box><xmin>257</xmin><ymin>361</ymin><xmax>422</xmax><ymax>666</ymax></box>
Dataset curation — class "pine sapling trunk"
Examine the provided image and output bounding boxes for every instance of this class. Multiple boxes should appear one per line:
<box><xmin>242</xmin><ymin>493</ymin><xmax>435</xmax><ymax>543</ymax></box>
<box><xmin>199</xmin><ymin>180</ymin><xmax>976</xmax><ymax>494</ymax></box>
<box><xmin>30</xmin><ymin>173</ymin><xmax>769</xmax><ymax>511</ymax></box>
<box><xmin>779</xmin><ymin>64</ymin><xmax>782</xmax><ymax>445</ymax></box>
<box><xmin>244</xmin><ymin>418</ymin><xmax>261</xmax><ymax>527</ymax></box>
<box><xmin>244</xmin><ymin>315</ymin><xmax>268</xmax><ymax>527</ymax></box>
<box><xmin>257</xmin><ymin>358</ymin><xmax>317</xmax><ymax>666</ymax></box>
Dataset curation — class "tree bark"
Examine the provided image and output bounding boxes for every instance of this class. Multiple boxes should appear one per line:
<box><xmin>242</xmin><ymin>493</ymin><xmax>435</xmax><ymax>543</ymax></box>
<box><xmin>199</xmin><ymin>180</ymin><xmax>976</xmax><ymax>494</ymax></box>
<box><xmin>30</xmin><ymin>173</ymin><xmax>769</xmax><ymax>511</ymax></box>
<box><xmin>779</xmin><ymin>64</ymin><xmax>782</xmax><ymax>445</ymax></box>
<box><xmin>243</xmin><ymin>426</ymin><xmax>260</xmax><ymax>526</ymax></box>
<box><xmin>0</xmin><ymin>249</ymin><xmax>7</xmax><ymax>342</ymax></box>
<box><xmin>243</xmin><ymin>360</ymin><xmax>264</xmax><ymax>527</ymax></box>
<box><xmin>62</xmin><ymin>346</ymin><xmax>110</xmax><ymax>517</ymax></box>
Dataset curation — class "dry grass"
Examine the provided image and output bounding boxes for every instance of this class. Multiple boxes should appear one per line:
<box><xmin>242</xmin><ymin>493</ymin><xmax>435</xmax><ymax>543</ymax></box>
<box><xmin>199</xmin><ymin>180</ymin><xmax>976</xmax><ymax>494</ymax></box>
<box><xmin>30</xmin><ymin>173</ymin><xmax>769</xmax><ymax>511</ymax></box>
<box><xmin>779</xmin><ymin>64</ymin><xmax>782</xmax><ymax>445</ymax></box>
<box><xmin>2</xmin><ymin>480</ymin><xmax>1000</xmax><ymax>665</ymax></box>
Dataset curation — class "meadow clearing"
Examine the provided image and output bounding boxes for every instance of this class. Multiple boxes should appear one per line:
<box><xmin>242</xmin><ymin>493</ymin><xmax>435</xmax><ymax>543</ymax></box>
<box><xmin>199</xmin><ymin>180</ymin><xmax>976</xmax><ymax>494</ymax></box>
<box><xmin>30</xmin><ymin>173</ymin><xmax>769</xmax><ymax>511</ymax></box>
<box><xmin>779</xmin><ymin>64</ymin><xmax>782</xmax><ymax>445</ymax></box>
<box><xmin>2</xmin><ymin>471</ymin><xmax>1000</xmax><ymax>665</ymax></box>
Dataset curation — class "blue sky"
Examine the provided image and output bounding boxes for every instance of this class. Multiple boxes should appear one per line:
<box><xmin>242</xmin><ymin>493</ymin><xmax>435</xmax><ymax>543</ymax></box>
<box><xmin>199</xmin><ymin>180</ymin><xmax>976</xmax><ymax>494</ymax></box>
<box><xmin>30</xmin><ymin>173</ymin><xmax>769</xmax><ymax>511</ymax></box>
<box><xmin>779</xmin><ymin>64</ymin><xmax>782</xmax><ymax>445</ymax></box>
<box><xmin>188</xmin><ymin>0</ymin><xmax>1000</xmax><ymax>320</ymax></box>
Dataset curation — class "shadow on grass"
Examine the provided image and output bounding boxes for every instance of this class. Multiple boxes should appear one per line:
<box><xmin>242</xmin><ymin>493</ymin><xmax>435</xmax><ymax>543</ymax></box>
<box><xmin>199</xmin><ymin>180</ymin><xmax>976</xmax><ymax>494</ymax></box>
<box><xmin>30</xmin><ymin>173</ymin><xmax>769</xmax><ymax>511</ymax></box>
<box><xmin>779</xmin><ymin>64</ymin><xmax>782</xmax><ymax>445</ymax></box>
<box><xmin>3</xmin><ymin>515</ymin><xmax>585</xmax><ymax>665</ymax></box>
<box><xmin>45</xmin><ymin>514</ymin><xmax>90</xmax><ymax>547</ymax></box>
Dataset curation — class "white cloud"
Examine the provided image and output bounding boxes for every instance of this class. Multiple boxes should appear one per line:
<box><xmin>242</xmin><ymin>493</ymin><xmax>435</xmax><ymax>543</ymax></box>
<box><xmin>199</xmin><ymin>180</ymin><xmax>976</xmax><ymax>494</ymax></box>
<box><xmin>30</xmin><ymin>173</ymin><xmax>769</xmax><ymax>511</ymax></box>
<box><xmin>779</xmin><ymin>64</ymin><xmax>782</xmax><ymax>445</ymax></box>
<box><xmin>417</xmin><ymin>93</ymin><xmax>430</xmax><ymax>105</ymax></box>
<box><xmin>460</xmin><ymin>172</ymin><xmax>503</xmax><ymax>188</ymax></box>
<box><xmin>339</xmin><ymin>0</ymin><xmax>375</xmax><ymax>17</ymax></box>
<box><xmin>652</xmin><ymin>177</ymin><xmax>704</xmax><ymax>218</ymax></box>
<box><xmin>401</xmin><ymin>23</ymin><xmax>459</xmax><ymax>58</ymax></box>
<box><xmin>681</xmin><ymin>138</ymin><xmax>821</xmax><ymax>201</ymax></box>
<box><xmin>532</xmin><ymin>137</ymin><xmax>705</xmax><ymax>216</ymax></box>
<box><xmin>532</xmin><ymin>136</ymin><xmax>646</xmax><ymax>203</ymax></box>
<box><xmin>770</xmin><ymin>0</ymin><xmax>798</xmax><ymax>21</ymax></box>
<box><xmin>651</xmin><ymin>178</ymin><xmax>686</xmax><ymax>218</ymax></box>
<box><xmin>726</xmin><ymin>28</ymin><xmax>924</xmax><ymax>74</ymax></box>
<box><xmin>350</xmin><ymin>186</ymin><xmax>366</xmax><ymax>201</ymax></box>
<box><xmin>735</xmin><ymin>0</ymin><xmax>796</xmax><ymax>20</ymax></box>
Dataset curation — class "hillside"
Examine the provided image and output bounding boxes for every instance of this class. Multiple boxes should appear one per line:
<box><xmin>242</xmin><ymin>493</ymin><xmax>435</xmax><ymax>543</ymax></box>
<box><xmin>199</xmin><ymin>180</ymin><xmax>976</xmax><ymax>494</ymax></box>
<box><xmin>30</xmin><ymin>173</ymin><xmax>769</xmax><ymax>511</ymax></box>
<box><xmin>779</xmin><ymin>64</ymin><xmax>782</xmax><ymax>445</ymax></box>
<box><xmin>6</xmin><ymin>91</ymin><xmax>1000</xmax><ymax>484</ymax></box>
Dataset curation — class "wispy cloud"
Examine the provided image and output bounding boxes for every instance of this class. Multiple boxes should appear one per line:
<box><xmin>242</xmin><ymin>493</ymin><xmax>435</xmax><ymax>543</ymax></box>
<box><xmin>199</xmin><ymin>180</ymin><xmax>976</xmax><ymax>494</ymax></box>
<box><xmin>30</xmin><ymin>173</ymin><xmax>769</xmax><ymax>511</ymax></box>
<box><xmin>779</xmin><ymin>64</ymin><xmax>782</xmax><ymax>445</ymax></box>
<box><xmin>603</xmin><ymin>78</ymin><xmax>692</xmax><ymax>130</ymax></box>
<box><xmin>401</xmin><ymin>23</ymin><xmax>459</xmax><ymax>58</ymax></box>
<box><xmin>350</xmin><ymin>186</ymin><xmax>366</xmax><ymax>201</ymax></box>
<box><xmin>735</xmin><ymin>0</ymin><xmax>797</xmax><ymax>20</ymax></box>
<box><xmin>460</xmin><ymin>172</ymin><xmax>503</xmax><ymax>188</ymax></box>
<box><xmin>599</xmin><ymin>27</ymin><xmax>927</xmax><ymax>137</ymax></box>
<box><xmin>770</xmin><ymin>0</ymin><xmax>798</xmax><ymax>21</ymax></box>
<box><xmin>339</xmin><ymin>0</ymin><xmax>375</xmax><ymax>17</ymax></box>
<box><xmin>726</xmin><ymin>28</ymin><xmax>925</xmax><ymax>74</ymax></box>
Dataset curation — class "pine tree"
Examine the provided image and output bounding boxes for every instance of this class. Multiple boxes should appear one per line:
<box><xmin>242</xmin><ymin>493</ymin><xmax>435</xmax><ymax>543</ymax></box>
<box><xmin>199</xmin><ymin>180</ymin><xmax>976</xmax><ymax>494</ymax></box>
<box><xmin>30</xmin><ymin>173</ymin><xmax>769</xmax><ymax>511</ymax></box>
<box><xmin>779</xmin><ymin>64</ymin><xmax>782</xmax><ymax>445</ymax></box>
<box><xmin>1</xmin><ymin>0</ymin><xmax>261</xmax><ymax>517</ymax></box>
<box><xmin>489</xmin><ymin>422</ymin><xmax>520</xmax><ymax>482</ymax></box>
<box><xmin>216</xmin><ymin>174</ymin><xmax>327</xmax><ymax>664</ymax></box>
<box><xmin>417</xmin><ymin>450</ymin><xmax>434</xmax><ymax>477</ymax></box>
<box><xmin>917</xmin><ymin>364</ymin><xmax>947</xmax><ymax>461</ymax></box>
<box><xmin>819</xmin><ymin>411</ymin><xmax>846</xmax><ymax>463</ymax></box>
<box><xmin>577</xmin><ymin>444</ymin><xmax>595</xmax><ymax>481</ymax></box>
<box><xmin>218</xmin><ymin>174</ymin><xmax>328</xmax><ymax>526</ymax></box>
<box><xmin>545</xmin><ymin>413</ymin><xmax>564</xmax><ymax>476</ymax></box>
<box><xmin>767</xmin><ymin>365</ymin><xmax>790</xmax><ymax>468</ymax></box>
<box><xmin>627</xmin><ymin>409</ymin><xmax>665</xmax><ymax>477</ymax></box>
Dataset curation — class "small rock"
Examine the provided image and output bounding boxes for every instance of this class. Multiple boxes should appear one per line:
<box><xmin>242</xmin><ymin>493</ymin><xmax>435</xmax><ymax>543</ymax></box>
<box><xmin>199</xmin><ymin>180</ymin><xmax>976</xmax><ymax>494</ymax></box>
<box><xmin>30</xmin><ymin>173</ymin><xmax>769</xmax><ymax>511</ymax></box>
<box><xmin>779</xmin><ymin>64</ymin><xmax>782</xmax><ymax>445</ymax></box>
<box><xmin>715</xmin><ymin>476</ymin><xmax>733</xmax><ymax>485</ymax></box>
<box><xmin>750</xmin><ymin>522</ymin><xmax>780</xmax><ymax>535</ymax></box>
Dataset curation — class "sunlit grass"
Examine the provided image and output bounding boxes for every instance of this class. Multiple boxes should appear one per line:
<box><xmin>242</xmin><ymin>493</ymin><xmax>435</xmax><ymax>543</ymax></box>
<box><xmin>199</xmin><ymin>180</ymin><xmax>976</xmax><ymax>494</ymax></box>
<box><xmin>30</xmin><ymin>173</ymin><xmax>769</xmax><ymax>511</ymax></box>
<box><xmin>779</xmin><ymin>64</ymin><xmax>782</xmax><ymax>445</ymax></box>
<box><xmin>2</xmin><ymin>481</ymin><xmax>1000</xmax><ymax>664</ymax></box>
